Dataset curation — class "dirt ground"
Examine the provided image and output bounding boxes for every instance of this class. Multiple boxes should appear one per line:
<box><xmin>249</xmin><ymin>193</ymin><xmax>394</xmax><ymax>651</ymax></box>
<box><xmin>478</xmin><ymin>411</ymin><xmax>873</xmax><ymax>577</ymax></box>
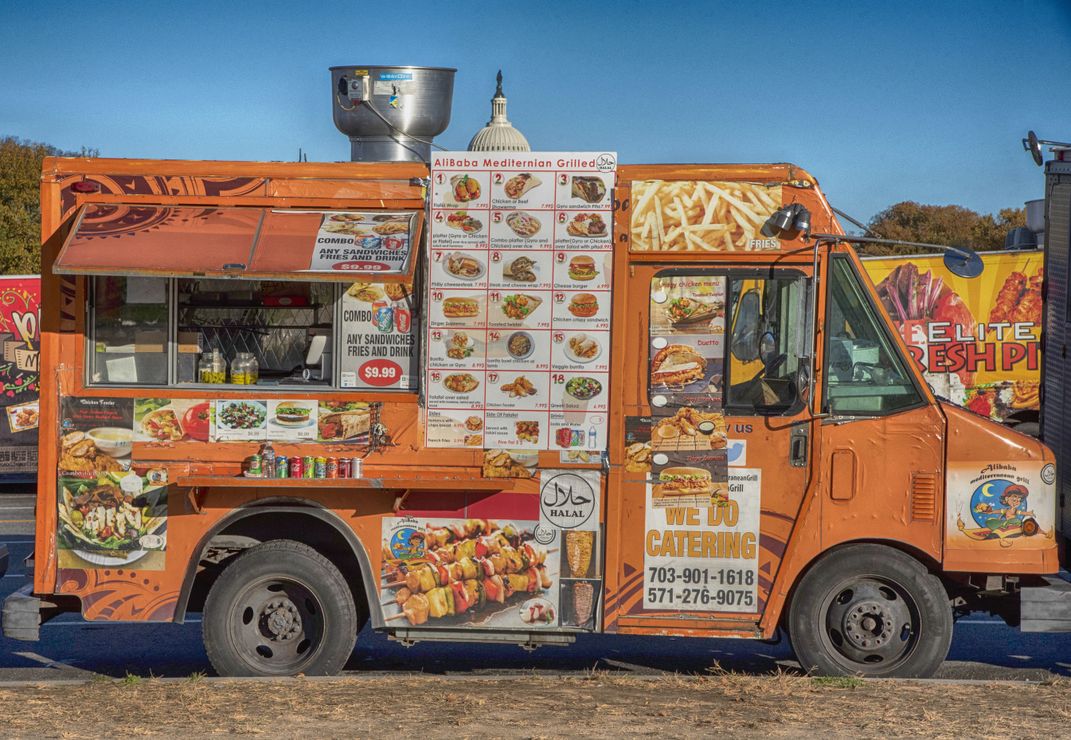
<box><xmin>0</xmin><ymin>673</ymin><xmax>1068</xmax><ymax>738</ymax></box>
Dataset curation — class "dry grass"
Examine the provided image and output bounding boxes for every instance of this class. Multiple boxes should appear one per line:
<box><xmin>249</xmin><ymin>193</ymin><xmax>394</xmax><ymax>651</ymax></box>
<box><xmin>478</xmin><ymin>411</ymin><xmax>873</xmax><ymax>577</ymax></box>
<box><xmin>0</xmin><ymin>673</ymin><xmax>1068</xmax><ymax>738</ymax></box>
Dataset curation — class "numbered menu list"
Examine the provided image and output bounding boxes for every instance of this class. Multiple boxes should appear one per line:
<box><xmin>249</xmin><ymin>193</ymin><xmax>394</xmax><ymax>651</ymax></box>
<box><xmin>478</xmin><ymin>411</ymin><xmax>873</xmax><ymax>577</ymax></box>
<box><xmin>425</xmin><ymin>152</ymin><xmax>618</xmax><ymax>451</ymax></box>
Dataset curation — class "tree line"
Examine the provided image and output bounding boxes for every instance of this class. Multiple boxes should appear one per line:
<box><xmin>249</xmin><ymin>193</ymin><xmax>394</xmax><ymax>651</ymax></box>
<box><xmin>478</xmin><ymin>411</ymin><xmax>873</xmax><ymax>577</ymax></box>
<box><xmin>0</xmin><ymin>136</ymin><xmax>1031</xmax><ymax>272</ymax></box>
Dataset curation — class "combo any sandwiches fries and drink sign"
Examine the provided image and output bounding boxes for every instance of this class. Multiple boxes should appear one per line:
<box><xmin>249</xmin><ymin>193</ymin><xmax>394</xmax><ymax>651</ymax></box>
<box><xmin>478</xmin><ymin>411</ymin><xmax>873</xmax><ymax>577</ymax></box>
<box><xmin>423</xmin><ymin>152</ymin><xmax>617</xmax><ymax>451</ymax></box>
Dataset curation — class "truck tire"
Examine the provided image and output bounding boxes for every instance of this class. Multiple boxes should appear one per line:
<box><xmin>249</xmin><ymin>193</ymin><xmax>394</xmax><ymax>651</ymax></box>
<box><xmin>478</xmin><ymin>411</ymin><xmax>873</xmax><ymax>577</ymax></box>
<box><xmin>202</xmin><ymin>539</ymin><xmax>358</xmax><ymax>677</ymax></box>
<box><xmin>788</xmin><ymin>544</ymin><xmax>952</xmax><ymax>678</ymax></box>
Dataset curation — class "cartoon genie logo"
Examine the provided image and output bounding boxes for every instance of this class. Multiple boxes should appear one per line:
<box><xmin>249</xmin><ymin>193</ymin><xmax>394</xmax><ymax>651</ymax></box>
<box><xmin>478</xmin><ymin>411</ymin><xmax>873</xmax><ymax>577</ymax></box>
<box><xmin>387</xmin><ymin>525</ymin><xmax>425</xmax><ymax>561</ymax></box>
<box><xmin>957</xmin><ymin>478</ymin><xmax>1046</xmax><ymax>547</ymax></box>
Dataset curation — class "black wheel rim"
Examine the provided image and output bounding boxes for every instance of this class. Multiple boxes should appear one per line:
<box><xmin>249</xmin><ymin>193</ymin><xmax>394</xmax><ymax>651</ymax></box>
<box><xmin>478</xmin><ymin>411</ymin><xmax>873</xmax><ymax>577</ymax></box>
<box><xmin>227</xmin><ymin>576</ymin><xmax>327</xmax><ymax>675</ymax></box>
<box><xmin>818</xmin><ymin>574</ymin><xmax>920</xmax><ymax>675</ymax></box>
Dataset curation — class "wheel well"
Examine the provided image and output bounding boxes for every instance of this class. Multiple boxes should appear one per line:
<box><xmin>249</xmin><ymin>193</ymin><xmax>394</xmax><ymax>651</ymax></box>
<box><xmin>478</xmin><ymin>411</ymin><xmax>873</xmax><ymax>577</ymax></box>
<box><xmin>780</xmin><ymin>539</ymin><xmax>946</xmax><ymax>628</ymax></box>
<box><xmin>177</xmin><ymin>506</ymin><xmax>376</xmax><ymax>627</ymax></box>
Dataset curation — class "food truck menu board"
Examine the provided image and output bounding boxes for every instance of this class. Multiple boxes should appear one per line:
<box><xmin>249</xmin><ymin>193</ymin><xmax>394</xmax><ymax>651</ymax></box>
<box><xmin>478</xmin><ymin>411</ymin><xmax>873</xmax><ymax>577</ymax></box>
<box><xmin>425</xmin><ymin>152</ymin><xmax>617</xmax><ymax>451</ymax></box>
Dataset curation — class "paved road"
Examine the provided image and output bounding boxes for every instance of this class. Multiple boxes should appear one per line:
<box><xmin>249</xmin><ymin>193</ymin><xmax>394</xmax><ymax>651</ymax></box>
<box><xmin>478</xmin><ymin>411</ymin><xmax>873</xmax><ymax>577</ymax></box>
<box><xmin>3</xmin><ymin>500</ymin><xmax>1071</xmax><ymax>681</ymax></box>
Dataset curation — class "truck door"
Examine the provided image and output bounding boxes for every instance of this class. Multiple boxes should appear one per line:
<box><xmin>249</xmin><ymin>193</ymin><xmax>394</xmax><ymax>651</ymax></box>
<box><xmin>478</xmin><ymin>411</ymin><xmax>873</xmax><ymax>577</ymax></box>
<box><xmin>815</xmin><ymin>253</ymin><xmax>943</xmax><ymax>555</ymax></box>
<box><xmin>606</xmin><ymin>264</ymin><xmax>815</xmax><ymax>634</ymax></box>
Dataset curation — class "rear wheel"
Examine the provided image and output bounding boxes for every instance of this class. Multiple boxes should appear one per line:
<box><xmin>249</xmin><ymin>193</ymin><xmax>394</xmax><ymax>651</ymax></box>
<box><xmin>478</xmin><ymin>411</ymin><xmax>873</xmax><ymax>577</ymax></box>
<box><xmin>788</xmin><ymin>544</ymin><xmax>952</xmax><ymax>678</ymax></box>
<box><xmin>203</xmin><ymin>539</ymin><xmax>358</xmax><ymax>676</ymax></box>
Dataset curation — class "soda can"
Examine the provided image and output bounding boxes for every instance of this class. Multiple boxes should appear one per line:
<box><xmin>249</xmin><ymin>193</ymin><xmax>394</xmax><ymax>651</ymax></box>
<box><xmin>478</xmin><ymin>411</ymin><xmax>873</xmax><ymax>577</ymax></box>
<box><xmin>382</xmin><ymin>235</ymin><xmax>406</xmax><ymax>252</ymax></box>
<box><xmin>302</xmin><ymin>456</ymin><xmax>315</xmax><ymax>479</ymax></box>
<box><xmin>275</xmin><ymin>456</ymin><xmax>289</xmax><ymax>478</ymax></box>
<box><xmin>247</xmin><ymin>454</ymin><xmax>262</xmax><ymax>478</ymax></box>
<box><xmin>290</xmin><ymin>456</ymin><xmax>303</xmax><ymax>478</ymax></box>
<box><xmin>373</xmin><ymin>302</ymin><xmax>394</xmax><ymax>333</ymax></box>
<box><xmin>327</xmin><ymin>457</ymin><xmax>339</xmax><ymax>479</ymax></box>
<box><xmin>349</xmin><ymin>457</ymin><xmax>362</xmax><ymax>478</ymax></box>
<box><xmin>394</xmin><ymin>307</ymin><xmax>411</xmax><ymax>333</ymax></box>
<box><xmin>338</xmin><ymin>458</ymin><xmax>351</xmax><ymax>478</ymax></box>
<box><xmin>357</xmin><ymin>234</ymin><xmax>382</xmax><ymax>250</ymax></box>
<box><xmin>314</xmin><ymin>456</ymin><xmax>327</xmax><ymax>479</ymax></box>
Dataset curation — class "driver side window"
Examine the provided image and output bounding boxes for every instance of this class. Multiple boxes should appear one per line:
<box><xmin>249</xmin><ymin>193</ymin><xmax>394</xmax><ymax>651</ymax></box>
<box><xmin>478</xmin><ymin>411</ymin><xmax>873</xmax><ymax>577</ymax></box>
<box><xmin>726</xmin><ymin>275</ymin><xmax>811</xmax><ymax>415</ymax></box>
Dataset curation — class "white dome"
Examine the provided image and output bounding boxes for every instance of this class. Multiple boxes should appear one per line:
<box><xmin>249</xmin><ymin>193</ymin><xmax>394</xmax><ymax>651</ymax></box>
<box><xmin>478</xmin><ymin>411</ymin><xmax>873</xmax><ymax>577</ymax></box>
<box><xmin>468</xmin><ymin>71</ymin><xmax>530</xmax><ymax>152</ymax></box>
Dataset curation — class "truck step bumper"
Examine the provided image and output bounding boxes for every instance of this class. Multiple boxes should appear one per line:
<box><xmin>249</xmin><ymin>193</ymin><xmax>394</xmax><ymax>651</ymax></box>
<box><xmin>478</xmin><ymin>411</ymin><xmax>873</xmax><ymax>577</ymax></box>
<box><xmin>1021</xmin><ymin>575</ymin><xmax>1071</xmax><ymax>632</ymax></box>
<box><xmin>2</xmin><ymin>584</ymin><xmax>42</xmax><ymax>641</ymax></box>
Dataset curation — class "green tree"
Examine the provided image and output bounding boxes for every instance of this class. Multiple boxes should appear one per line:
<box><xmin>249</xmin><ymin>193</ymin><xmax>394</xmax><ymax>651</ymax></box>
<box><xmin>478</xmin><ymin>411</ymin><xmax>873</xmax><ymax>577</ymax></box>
<box><xmin>0</xmin><ymin>137</ymin><xmax>96</xmax><ymax>274</ymax></box>
<box><xmin>860</xmin><ymin>201</ymin><xmax>1028</xmax><ymax>255</ymax></box>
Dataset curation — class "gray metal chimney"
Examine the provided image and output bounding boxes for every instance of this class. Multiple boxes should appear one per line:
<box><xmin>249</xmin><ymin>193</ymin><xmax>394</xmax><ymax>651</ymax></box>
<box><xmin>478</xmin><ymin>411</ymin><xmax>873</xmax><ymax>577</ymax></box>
<box><xmin>330</xmin><ymin>65</ymin><xmax>456</xmax><ymax>162</ymax></box>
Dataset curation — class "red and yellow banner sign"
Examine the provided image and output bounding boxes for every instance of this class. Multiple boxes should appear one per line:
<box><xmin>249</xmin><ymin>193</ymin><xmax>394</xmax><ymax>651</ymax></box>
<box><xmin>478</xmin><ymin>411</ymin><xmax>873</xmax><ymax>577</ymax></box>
<box><xmin>863</xmin><ymin>251</ymin><xmax>1042</xmax><ymax>422</ymax></box>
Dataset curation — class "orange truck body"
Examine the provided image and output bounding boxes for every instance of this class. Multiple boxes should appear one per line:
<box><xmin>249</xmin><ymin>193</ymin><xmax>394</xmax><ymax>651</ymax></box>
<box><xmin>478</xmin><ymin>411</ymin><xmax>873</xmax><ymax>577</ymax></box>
<box><xmin>12</xmin><ymin>156</ymin><xmax>1059</xmax><ymax>650</ymax></box>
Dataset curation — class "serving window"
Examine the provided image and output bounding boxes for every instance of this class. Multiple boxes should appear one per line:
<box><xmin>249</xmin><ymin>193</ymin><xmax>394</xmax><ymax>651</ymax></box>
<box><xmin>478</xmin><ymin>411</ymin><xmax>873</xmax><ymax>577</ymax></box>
<box><xmin>86</xmin><ymin>276</ymin><xmax>419</xmax><ymax>392</ymax></box>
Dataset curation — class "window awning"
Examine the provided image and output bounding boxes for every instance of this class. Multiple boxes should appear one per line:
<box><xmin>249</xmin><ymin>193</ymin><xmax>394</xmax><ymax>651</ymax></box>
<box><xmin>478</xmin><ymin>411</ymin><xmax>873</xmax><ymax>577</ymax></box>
<box><xmin>54</xmin><ymin>204</ymin><xmax>423</xmax><ymax>282</ymax></box>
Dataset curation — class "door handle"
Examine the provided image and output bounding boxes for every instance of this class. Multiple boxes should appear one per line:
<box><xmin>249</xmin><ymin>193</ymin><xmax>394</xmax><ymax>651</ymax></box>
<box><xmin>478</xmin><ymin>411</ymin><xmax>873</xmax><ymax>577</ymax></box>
<box><xmin>790</xmin><ymin>425</ymin><xmax>808</xmax><ymax>468</ymax></box>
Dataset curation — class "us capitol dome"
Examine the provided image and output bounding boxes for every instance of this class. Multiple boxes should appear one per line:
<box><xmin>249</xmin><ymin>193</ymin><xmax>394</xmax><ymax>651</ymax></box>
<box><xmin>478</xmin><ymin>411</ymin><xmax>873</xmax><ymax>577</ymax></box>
<box><xmin>467</xmin><ymin>71</ymin><xmax>530</xmax><ymax>152</ymax></box>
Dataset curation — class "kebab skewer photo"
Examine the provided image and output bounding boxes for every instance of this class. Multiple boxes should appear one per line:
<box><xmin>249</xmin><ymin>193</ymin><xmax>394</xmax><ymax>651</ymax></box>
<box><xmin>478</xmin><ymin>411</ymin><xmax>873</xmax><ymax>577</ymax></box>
<box><xmin>381</xmin><ymin>521</ymin><xmax>556</xmax><ymax>626</ymax></box>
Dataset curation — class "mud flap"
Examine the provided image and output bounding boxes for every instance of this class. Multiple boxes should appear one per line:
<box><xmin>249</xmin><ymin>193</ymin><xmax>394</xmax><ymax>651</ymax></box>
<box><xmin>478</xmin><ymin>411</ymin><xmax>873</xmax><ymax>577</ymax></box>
<box><xmin>1021</xmin><ymin>575</ymin><xmax>1071</xmax><ymax>632</ymax></box>
<box><xmin>2</xmin><ymin>584</ymin><xmax>41</xmax><ymax>641</ymax></box>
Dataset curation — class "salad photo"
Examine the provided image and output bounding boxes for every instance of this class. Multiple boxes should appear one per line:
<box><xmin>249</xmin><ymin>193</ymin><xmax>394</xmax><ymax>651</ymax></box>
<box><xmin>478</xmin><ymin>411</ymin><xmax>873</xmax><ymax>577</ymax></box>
<box><xmin>57</xmin><ymin>472</ymin><xmax>167</xmax><ymax>566</ymax></box>
<box><xmin>218</xmin><ymin>400</ymin><xmax>267</xmax><ymax>430</ymax></box>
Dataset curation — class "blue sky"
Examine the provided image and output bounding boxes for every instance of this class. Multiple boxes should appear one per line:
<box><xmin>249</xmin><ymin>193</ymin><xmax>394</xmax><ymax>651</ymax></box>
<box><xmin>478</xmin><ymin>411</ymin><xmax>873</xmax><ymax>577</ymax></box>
<box><xmin>2</xmin><ymin>0</ymin><xmax>1069</xmax><ymax>222</ymax></box>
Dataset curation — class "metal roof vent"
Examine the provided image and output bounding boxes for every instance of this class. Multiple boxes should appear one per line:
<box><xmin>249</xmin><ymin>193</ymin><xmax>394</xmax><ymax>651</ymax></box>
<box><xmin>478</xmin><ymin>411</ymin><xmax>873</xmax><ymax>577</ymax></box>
<box><xmin>330</xmin><ymin>65</ymin><xmax>456</xmax><ymax>163</ymax></box>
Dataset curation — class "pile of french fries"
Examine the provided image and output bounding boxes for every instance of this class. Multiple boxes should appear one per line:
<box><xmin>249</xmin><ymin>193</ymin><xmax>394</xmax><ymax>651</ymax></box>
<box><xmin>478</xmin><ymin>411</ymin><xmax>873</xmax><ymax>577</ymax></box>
<box><xmin>631</xmin><ymin>180</ymin><xmax>782</xmax><ymax>252</ymax></box>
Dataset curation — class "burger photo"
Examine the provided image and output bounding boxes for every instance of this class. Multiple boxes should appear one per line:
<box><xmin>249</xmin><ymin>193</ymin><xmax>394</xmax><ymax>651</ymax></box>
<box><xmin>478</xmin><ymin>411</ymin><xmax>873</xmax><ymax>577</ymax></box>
<box><xmin>568</xmin><ymin>255</ymin><xmax>598</xmax><ymax>281</ymax></box>
<box><xmin>567</xmin><ymin>293</ymin><xmax>599</xmax><ymax>318</ymax></box>
<box><xmin>653</xmin><ymin>466</ymin><xmax>714</xmax><ymax>498</ymax></box>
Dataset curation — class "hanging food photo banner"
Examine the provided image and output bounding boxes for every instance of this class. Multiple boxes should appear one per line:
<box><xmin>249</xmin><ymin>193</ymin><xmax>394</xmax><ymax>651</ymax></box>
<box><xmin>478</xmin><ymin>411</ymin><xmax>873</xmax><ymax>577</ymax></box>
<box><xmin>301</xmin><ymin>210</ymin><xmax>419</xmax><ymax>274</ymax></box>
<box><xmin>424</xmin><ymin>151</ymin><xmax>617</xmax><ymax>450</ymax></box>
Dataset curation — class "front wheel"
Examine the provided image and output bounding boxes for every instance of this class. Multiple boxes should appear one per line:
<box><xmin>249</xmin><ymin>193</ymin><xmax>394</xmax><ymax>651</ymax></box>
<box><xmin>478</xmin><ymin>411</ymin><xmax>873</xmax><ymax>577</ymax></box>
<box><xmin>788</xmin><ymin>544</ymin><xmax>952</xmax><ymax>678</ymax></box>
<box><xmin>203</xmin><ymin>539</ymin><xmax>358</xmax><ymax>676</ymax></box>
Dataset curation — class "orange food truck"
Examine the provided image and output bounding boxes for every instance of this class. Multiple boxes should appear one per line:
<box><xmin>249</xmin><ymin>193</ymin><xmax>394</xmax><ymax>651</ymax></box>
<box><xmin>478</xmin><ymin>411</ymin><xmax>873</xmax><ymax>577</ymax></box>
<box><xmin>1</xmin><ymin>152</ymin><xmax>1067</xmax><ymax>679</ymax></box>
<box><xmin>2</xmin><ymin>68</ymin><xmax>1069</xmax><ymax>679</ymax></box>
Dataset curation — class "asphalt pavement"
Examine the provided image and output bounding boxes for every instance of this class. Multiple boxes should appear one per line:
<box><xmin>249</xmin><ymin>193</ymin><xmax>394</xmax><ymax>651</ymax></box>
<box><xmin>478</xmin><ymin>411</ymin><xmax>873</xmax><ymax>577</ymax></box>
<box><xmin>2</xmin><ymin>494</ymin><xmax>1071</xmax><ymax>682</ymax></box>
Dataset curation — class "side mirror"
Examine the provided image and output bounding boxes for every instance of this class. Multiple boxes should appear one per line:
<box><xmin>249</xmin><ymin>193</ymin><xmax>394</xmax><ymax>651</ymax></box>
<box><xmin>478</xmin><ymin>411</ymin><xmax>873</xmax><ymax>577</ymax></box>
<box><xmin>759</xmin><ymin>331</ymin><xmax>778</xmax><ymax>367</ymax></box>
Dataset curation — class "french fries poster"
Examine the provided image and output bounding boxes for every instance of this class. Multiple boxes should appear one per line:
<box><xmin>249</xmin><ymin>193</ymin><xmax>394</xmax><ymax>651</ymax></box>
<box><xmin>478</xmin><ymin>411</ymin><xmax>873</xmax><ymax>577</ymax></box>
<box><xmin>631</xmin><ymin>180</ymin><xmax>783</xmax><ymax>252</ymax></box>
<box><xmin>864</xmin><ymin>251</ymin><xmax>1042</xmax><ymax>422</ymax></box>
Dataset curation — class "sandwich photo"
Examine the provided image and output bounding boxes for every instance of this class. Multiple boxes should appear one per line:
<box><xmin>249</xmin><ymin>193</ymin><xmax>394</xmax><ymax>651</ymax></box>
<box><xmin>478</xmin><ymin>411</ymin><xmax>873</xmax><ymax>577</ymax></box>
<box><xmin>653</xmin><ymin>466</ymin><xmax>713</xmax><ymax>498</ymax></box>
<box><xmin>318</xmin><ymin>403</ymin><xmax>371</xmax><ymax>441</ymax></box>
<box><xmin>568</xmin><ymin>255</ymin><xmax>598</xmax><ymax>281</ymax></box>
<box><xmin>651</xmin><ymin>344</ymin><xmax>707</xmax><ymax>387</ymax></box>
<box><xmin>567</xmin><ymin>293</ymin><xmax>599</xmax><ymax>318</ymax></box>
<box><xmin>503</xmin><ymin>173</ymin><xmax>541</xmax><ymax>199</ymax></box>
<box><xmin>571</xmin><ymin>176</ymin><xmax>607</xmax><ymax>204</ymax></box>
<box><xmin>442</xmin><ymin>296</ymin><xmax>480</xmax><ymax>318</ymax></box>
<box><xmin>444</xmin><ymin>252</ymin><xmax>484</xmax><ymax>280</ymax></box>
<box><xmin>274</xmin><ymin>404</ymin><xmax>312</xmax><ymax>425</ymax></box>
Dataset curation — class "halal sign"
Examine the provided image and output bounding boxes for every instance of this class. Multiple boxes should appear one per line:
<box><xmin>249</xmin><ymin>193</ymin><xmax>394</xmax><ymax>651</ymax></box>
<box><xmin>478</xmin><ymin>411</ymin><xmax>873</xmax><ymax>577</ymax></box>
<box><xmin>540</xmin><ymin>472</ymin><xmax>595</xmax><ymax>529</ymax></box>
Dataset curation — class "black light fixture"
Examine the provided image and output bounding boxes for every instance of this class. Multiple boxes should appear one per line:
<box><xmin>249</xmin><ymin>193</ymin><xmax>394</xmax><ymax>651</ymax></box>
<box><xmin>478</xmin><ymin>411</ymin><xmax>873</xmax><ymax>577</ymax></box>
<box><xmin>764</xmin><ymin>203</ymin><xmax>812</xmax><ymax>238</ymax></box>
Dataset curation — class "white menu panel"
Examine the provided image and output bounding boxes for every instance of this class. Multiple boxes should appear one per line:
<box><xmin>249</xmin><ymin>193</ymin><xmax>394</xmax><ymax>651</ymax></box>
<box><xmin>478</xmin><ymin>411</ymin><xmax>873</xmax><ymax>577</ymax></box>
<box><xmin>425</xmin><ymin>152</ymin><xmax>617</xmax><ymax>451</ymax></box>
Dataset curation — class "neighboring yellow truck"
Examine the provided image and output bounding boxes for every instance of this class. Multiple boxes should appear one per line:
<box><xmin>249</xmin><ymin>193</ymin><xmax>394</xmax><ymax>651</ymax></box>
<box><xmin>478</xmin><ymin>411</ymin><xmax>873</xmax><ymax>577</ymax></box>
<box><xmin>863</xmin><ymin>250</ymin><xmax>1043</xmax><ymax>432</ymax></box>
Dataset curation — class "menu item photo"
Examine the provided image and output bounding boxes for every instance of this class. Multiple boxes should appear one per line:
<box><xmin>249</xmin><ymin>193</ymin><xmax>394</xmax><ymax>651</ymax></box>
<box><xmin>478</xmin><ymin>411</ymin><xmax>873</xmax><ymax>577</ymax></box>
<box><xmin>444</xmin><ymin>252</ymin><xmax>485</xmax><ymax>280</ymax></box>
<box><xmin>506</xmin><ymin>331</ymin><xmax>535</xmax><ymax>360</ymax></box>
<box><xmin>651</xmin><ymin>344</ymin><xmax>707</xmax><ymax>387</ymax></box>
<box><xmin>445</xmin><ymin>211</ymin><xmax>484</xmax><ymax>234</ymax></box>
<box><xmin>444</xmin><ymin>373</ymin><xmax>480</xmax><ymax>393</ymax></box>
<box><xmin>571</xmin><ymin>176</ymin><xmax>607</xmax><ymax>204</ymax></box>
<box><xmin>504</xmin><ymin>173</ymin><xmax>541</xmax><ymax>199</ymax></box>
<box><xmin>450</xmin><ymin>174</ymin><xmax>482</xmax><ymax>203</ymax></box>
<box><xmin>566</xmin><ymin>213</ymin><xmax>608</xmax><ymax>238</ymax></box>
<box><xmin>442</xmin><ymin>296</ymin><xmax>481</xmax><ymax>319</ymax></box>
<box><xmin>318</xmin><ymin>402</ymin><xmax>371</xmax><ymax>442</ymax></box>
<box><xmin>565</xmin><ymin>333</ymin><xmax>602</xmax><ymax>363</ymax></box>
<box><xmin>564</xmin><ymin>376</ymin><xmax>603</xmax><ymax>402</ymax></box>
<box><xmin>567</xmin><ymin>293</ymin><xmax>599</xmax><ymax>318</ymax></box>
<box><xmin>503</xmin><ymin>255</ymin><xmax>538</xmax><ymax>283</ymax></box>
<box><xmin>505</xmin><ymin>212</ymin><xmax>541</xmax><ymax>237</ymax></box>
<box><xmin>568</xmin><ymin>255</ymin><xmax>598</xmax><ymax>281</ymax></box>
<box><xmin>500</xmin><ymin>294</ymin><xmax>543</xmax><ymax>321</ymax></box>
